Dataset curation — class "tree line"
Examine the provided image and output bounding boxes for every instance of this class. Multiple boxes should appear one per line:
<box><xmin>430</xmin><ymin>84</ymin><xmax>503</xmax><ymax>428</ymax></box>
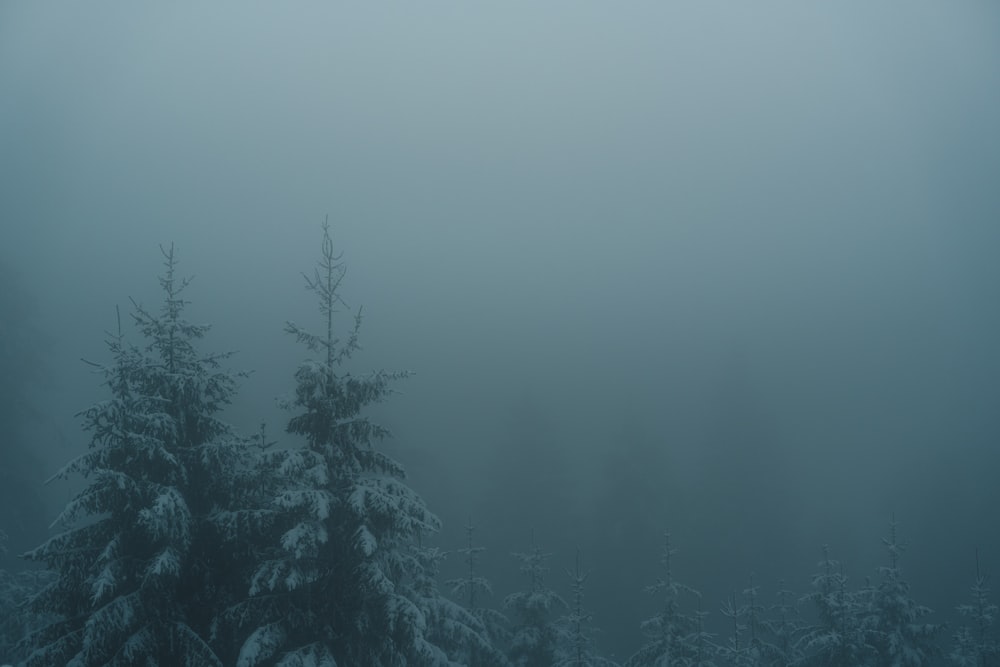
<box><xmin>0</xmin><ymin>225</ymin><xmax>997</xmax><ymax>666</ymax></box>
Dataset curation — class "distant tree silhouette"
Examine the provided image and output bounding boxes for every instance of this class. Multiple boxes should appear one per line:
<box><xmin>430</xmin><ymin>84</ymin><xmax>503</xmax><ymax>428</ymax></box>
<box><xmin>950</xmin><ymin>549</ymin><xmax>999</xmax><ymax>666</ymax></box>
<box><xmin>0</xmin><ymin>259</ymin><xmax>48</xmax><ymax>564</ymax></box>
<box><xmin>626</xmin><ymin>534</ymin><xmax>712</xmax><ymax>667</ymax></box>
<box><xmin>505</xmin><ymin>537</ymin><xmax>566</xmax><ymax>667</ymax></box>
<box><xmin>866</xmin><ymin>517</ymin><xmax>941</xmax><ymax>667</ymax></box>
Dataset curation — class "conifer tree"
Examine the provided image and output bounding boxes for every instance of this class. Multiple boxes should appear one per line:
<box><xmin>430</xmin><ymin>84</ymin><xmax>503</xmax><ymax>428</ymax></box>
<box><xmin>950</xmin><ymin>549</ymin><xmax>999</xmax><ymax>667</ymax></box>
<box><xmin>505</xmin><ymin>537</ymin><xmax>566</xmax><ymax>667</ymax></box>
<box><xmin>718</xmin><ymin>575</ymin><xmax>767</xmax><ymax>667</ymax></box>
<box><xmin>447</xmin><ymin>517</ymin><xmax>510</xmax><ymax>667</ymax></box>
<box><xmin>759</xmin><ymin>582</ymin><xmax>804</xmax><ymax>667</ymax></box>
<box><xmin>22</xmin><ymin>246</ymin><xmax>243</xmax><ymax>666</ymax></box>
<box><xmin>626</xmin><ymin>534</ymin><xmax>709</xmax><ymax>667</ymax></box>
<box><xmin>799</xmin><ymin>546</ymin><xmax>873</xmax><ymax>666</ymax></box>
<box><xmin>402</xmin><ymin>539</ymin><xmax>507</xmax><ymax>666</ymax></box>
<box><xmin>866</xmin><ymin>517</ymin><xmax>940</xmax><ymax>667</ymax></box>
<box><xmin>230</xmin><ymin>220</ymin><xmax>441</xmax><ymax>666</ymax></box>
<box><xmin>0</xmin><ymin>563</ymin><xmax>53</xmax><ymax>665</ymax></box>
<box><xmin>555</xmin><ymin>550</ymin><xmax>618</xmax><ymax>667</ymax></box>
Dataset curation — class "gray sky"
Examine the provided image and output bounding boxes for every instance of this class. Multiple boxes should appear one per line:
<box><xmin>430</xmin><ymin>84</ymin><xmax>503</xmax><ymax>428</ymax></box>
<box><xmin>3</xmin><ymin>1</ymin><xmax>999</xmax><ymax>656</ymax></box>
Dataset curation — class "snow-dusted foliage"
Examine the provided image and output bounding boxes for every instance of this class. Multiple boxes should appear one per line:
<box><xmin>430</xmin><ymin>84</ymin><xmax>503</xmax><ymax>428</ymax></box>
<box><xmin>22</xmin><ymin>246</ymin><xmax>243</xmax><ymax>666</ymax></box>
<box><xmin>718</xmin><ymin>575</ymin><xmax>766</xmax><ymax>667</ymax></box>
<box><xmin>950</xmin><ymin>551</ymin><xmax>999</xmax><ymax>667</ymax></box>
<box><xmin>401</xmin><ymin>541</ymin><xmax>509</xmax><ymax>666</ymax></box>
<box><xmin>446</xmin><ymin>517</ymin><xmax>511</xmax><ymax>667</ymax></box>
<box><xmin>504</xmin><ymin>539</ymin><xmax>566</xmax><ymax>667</ymax></box>
<box><xmin>758</xmin><ymin>582</ymin><xmax>805</xmax><ymax>667</ymax></box>
<box><xmin>950</xmin><ymin>550</ymin><xmax>999</xmax><ymax>666</ymax></box>
<box><xmin>555</xmin><ymin>551</ymin><xmax>618</xmax><ymax>667</ymax></box>
<box><xmin>0</xmin><ymin>562</ymin><xmax>53</xmax><ymax>665</ymax></box>
<box><xmin>866</xmin><ymin>517</ymin><xmax>941</xmax><ymax>667</ymax></box>
<box><xmin>228</xmin><ymin>221</ymin><xmax>442</xmax><ymax>666</ymax></box>
<box><xmin>626</xmin><ymin>534</ymin><xmax>713</xmax><ymax>667</ymax></box>
<box><xmin>799</xmin><ymin>546</ymin><xmax>873</xmax><ymax>667</ymax></box>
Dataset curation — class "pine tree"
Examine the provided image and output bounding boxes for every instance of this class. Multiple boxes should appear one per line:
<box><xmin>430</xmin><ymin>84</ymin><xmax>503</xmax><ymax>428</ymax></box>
<box><xmin>231</xmin><ymin>220</ymin><xmax>441</xmax><ymax>666</ymax></box>
<box><xmin>447</xmin><ymin>517</ymin><xmax>510</xmax><ymax>667</ymax></box>
<box><xmin>758</xmin><ymin>582</ymin><xmax>804</xmax><ymax>667</ymax></box>
<box><xmin>626</xmin><ymin>534</ymin><xmax>710</xmax><ymax>667</ymax></box>
<box><xmin>402</xmin><ymin>538</ymin><xmax>508</xmax><ymax>666</ymax></box>
<box><xmin>717</xmin><ymin>575</ymin><xmax>768</xmax><ymax>667</ymax></box>
<box><xmin>555</xmin><ymin>550</ymin><xmax>618</xmax><ymax>667</ymax></box>
<box><xmin>799</xmin><ymin>546</ymin><xmax>873</xmax><ymax>666</ymax></box>
<box><xmin>22</xmin><ymin>246</ymin><xmax>244</xmax><ymax>666</ymax></box>
<box><xmin>0</xmin><ymin>562</ymin><xmax>53</xmax><ymax>665</ymax></box>
<box><xmin>866</xmin><ymin>516</ymin><xmax>941</xmax><ymax>667</ymax></box>
<box><xmin>505</xmin><ymin>537</ymin><xmax>566</xmax><ymax>667</ymax></box>
<box><xmin>950</xmin><ymin>549</ymin><xmax>999</xmax><ymax>667</ymax></box>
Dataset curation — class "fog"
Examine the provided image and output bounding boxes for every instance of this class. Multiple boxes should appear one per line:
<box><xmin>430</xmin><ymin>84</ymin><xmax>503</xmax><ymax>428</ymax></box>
<box><xmin>2</xmin><ymin>2</ymin><xmax>999</xmax><ymax>658</ymax></box>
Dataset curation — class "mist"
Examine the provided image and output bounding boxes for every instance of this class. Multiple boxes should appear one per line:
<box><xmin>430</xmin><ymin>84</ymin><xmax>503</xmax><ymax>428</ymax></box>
<box><xmin>2</xmin><ymin>2</ymin><xmax>999</xmax><ymax>660</ymax></box>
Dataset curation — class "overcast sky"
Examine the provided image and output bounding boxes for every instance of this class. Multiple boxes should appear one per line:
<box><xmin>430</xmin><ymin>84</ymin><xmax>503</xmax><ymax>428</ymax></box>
<box><xmin>3</xmin><ymin>1</ymin><xmax>999</xmax><ymax>655</ymax></box>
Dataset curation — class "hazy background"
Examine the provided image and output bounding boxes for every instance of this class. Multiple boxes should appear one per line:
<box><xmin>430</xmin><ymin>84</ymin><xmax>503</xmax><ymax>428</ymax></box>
<box><xmin>2</xmin><ymin>2</ymin><xmax>999</xmax><ymax>658</ymax></box>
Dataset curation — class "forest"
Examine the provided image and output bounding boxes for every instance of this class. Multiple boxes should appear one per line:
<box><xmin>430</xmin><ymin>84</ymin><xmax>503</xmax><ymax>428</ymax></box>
<box><xmin>3</xmin><ymin>5</ymin><xmax>1000</xmax><ymax>665</ymax></box>
<box><xmin>0</xmin><ymin>225</ymin><xmax>996</xmax><ymax>667</ymax></box>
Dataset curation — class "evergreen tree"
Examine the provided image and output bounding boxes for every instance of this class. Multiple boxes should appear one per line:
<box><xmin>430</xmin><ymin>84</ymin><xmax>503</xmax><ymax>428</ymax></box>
<box><xmin>718</xmin><ymin>575</ymin><xmax>768</xmax><ymax>667</ymax></box>
<box><xmin>950</xmin><ymin>549</ymin><xmax>999</xmax><ymax>667</ymax></box>
<box><xmin>447</xmin><ymin>517</ymin><xmax>510</xmax><ymax>667</ymax></box>
<box><xmin>504</xmin><ymin>538</ymin><xmax>566</xmax><ymax>667</ymax></box>
<box><xmin>626</xmin><ymin>534</ymin><xmax>710</xmax><ymax>667</ymax></box>
<box><xmin>799</xmin><ymin>546</ymin><xmax>873</xmax><ymax>667</ymax></box>
<box><xmin>758</xmin><ymin>582</ymin><xmax>804</xmax><ymax>667</ymax></box>
<box><xmin>22</xmin><ymin>246</ymin><xmax>244</xmax><ymax>666</ymax></box>
<box><xmin>402</xmin><ymin>539</ymin><xmax>507</xmax><ymax>666</ymax></box>
<box><xmin>230</xmin><ymin>220</ymin><xmax>441</xmax><ymax>666</ymax></box>
<box><xmin>555</xmin><ymin>550</ymin><xmax>618</xmax><ymax>667</ymax></box>
<box><xmin>866</xmin><ymin>517</ymin><xmax>940</xmax><ymax>667</ymax></box>
<box><xmin>0</xmin><ymin>560</ymin><xmax>53</xmax><ymax>665</ymax></box>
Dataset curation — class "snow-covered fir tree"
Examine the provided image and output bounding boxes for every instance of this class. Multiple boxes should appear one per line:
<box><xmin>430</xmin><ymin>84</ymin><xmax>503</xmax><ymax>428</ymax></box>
<box><xmin>0</xmin><ymin>563</ymin><xmax>53</xmax><ymax>666</ymax></box>
<box><xmin>625</xmin><ymin>534</ymin><xmax>712</xmax><ymax>667</ymax></box>
<box><xmin>950</xmin><ymin>549</ymin><xmax>999</xmax><ymax>667</ymax></box>
<box><xmin>401</xmin><ymin>539</ymin><xmax>508</xmax><ymax>666</ymax></box>
<box><xmin>447</xmin><ymin>517</ymin><xmax>510</xmax><ymax>667</ymax></box>
<box><xmin>504</xmin><ymin>538</ymin><xmax>566</xmax><ymax>667</ymax></box>
<box><xmin>554</xmin><ymin>550</ymin><xmax>618</xmax><ymax>667</ymax></box>
<box><xmin>23</xmin><ymin>246</ymin><xmax>245</xmax><ymax>666</ymax></box>
<box><xmin>799</xmin><ymin>546</ymin><xmax>873</xmax><ymax>666</ymax></box>
<box><xmin>228</xmin><ymin>220</ymin><xmax>442</xmax><ymax>666</ymax></box>
<box><xmin>758</xmin><ymin>582</ymin><xmax>804</xmax><ymax>667</ymax></box>
<box><xmin>866</xmin><ymin>516</ymin><xmax>940</xmax><ymax>667</ymax></box>
<box><xmin>718</xmin><ymin>574</ymin><xmax>768</xmax><ymax>667</ymax></box>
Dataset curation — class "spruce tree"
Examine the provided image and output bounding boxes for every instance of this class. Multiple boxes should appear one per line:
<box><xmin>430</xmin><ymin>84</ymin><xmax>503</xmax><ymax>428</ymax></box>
<box><xmin>799</xmin><ymin>546</ymin><xmax>872</xmax><ymax>666</ymax></box>
<box><xmin>0</xmin><ymin>562</ymin><xmax>53</xmax><ymax>665</ymax></box>
<box><xmin>759</xmin><ymin>582</ymin><xmax>804</xmax><ymax>667</ymax></box>
<box><xmin>446</xmin><ymin>517</ymin><xmax>510</xmax><ymax>667</ymax></box>
<box><xmin>231</xmin><ymin>220</ymin><xmax>441</xmax><ymax>665</ymax></box>
<box><xmin>22</xmin><ymin>246</ymin><xmax>243</xmax><ymax>666</ymax></box>
<box><xmin>626</xmin><ymin>534</ymin><xmax>709</xmax><ymax>667</ymax></box>
<box><xmin>504</xmin><ymin>537</ymin><xmax>566</xmax><ymax>667</ymax></box>
<box><xmin>866</xmin><ymin>517</ymin><xmax>940</xmax><ymax>667</ymax></box>
<box><xmin>950</xmin><ymin>549</ymin><xmax>999</xmax><ymax>667</ymax></box>
<box><xmin>718</xmin><ymin>575</ymin><xmax>768</xmax><ymax>667</ymax></box>
<box><xmin>401</xmin><ymin>539</ymin><xmax>507</xmax><ymax>666</ymax></box>
<box><xmin>555</xmin><ymin>550</ymin><xmax>618</xmax><ymax>667</ymax></box>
